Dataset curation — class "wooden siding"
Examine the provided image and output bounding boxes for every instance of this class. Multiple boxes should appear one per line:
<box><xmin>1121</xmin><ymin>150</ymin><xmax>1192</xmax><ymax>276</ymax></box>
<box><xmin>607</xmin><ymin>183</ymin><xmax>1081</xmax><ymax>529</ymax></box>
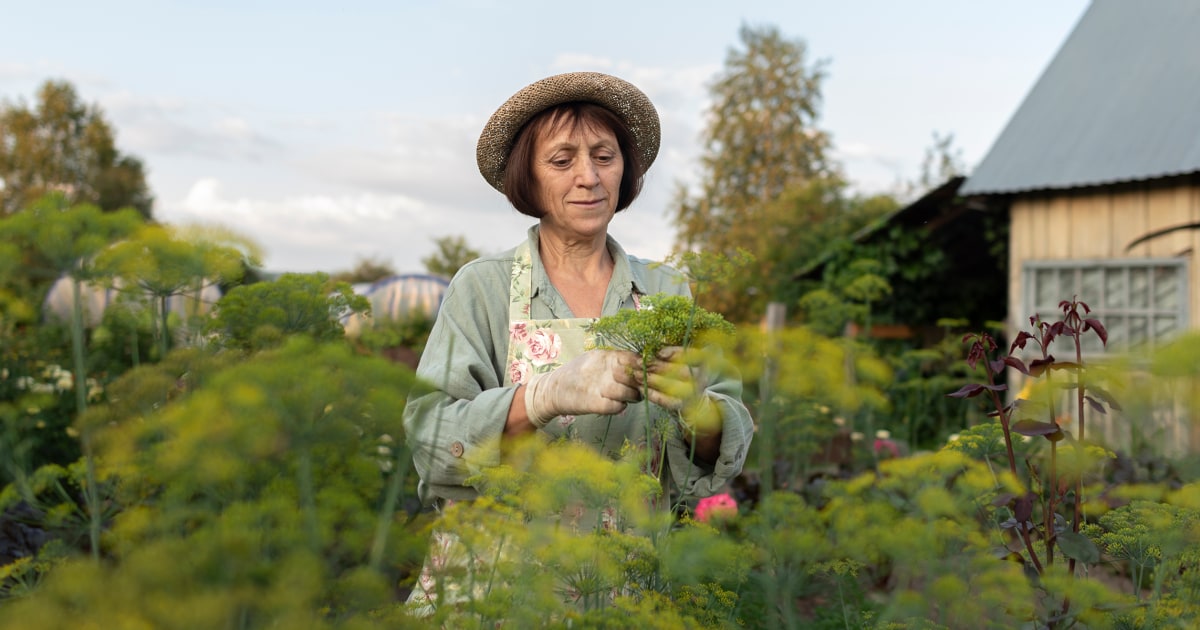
<box><xmin>1007</xmin><ymin>180</ymin><xmax>1200</xmax><ymax>455</ymax></box>
<box><xmin>1009</xmin><ymin>180</ymin><xmax>1200</xmax><ymax>331</ymax></box>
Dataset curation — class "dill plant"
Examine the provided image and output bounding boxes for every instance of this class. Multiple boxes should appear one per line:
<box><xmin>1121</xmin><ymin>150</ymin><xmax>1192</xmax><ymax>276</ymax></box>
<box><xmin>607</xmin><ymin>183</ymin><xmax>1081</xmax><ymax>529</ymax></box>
<box><xmin>587</xmin><ymin>292</ymin><xmax>734</xmax><ymax>363</ymax></box>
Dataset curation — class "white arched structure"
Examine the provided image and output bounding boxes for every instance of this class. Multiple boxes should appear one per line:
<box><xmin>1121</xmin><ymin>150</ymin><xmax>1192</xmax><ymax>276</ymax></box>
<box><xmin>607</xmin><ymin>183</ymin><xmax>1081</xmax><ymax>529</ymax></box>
<box><xmin>342</xmin><ymin>273</ymin><xmax>450</xmax><ymax>336</ymax></box>
<box><xmin>43</xmin><ymin>276</ymin><xmax>223</xmax><ymax>328</ymax></box>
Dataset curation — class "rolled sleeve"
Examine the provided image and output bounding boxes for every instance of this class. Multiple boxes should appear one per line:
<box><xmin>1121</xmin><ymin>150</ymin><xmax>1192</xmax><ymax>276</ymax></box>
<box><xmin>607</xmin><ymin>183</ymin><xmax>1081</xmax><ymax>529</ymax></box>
<box><xmin>402</xmin><ymin>259</ymin><xmax>514</xmax><ymax>503</ymax></box>
<box><xmin>664</xmin><ymin>375</ymin><xmax>754</xmax><ymax>500</ymax></box>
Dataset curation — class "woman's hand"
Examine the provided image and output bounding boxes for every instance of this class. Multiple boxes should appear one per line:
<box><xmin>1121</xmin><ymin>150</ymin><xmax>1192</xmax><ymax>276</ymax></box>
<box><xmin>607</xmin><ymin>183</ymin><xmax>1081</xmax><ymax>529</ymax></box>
<box><xmin>523</xmin><ymin>350</ymin><xmax>642</xmax><ymax>428</ymax></box>
<box><xmin>639</xmin><ymin>346</ymin><xmax>723</xmax><ymax>437</ymax></box>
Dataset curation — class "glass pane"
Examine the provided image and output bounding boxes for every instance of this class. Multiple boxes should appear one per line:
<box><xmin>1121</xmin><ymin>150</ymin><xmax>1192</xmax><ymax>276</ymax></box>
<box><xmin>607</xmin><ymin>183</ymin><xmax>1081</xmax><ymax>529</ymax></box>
<box><xmin>1106</xmin><ymin>315</ymin><xmax>1125</xmax><ymax>349</ymax></box>
<box><xmin>1080</xmin><ymin>331</ymin><xmax>1104</xmax><ymax>355</ymax></box>
<box><xmin>1035</xmin><ymin>268</ymin><xmax>1057</xmax><ymax>310</ymax></box>
<box><xmin>1058</xmin><ymin>269</ymin><xmax>1077</xmax><ymax>301</ymax></box>
<box><xmin>1105</xmin><ymin>268</ymin><xmax>1127</xmax><ymax>309</ymax></box>
<box><xmin>1129</xmin><ymin>268</ymin><xmax>1149</xmax><ymax>308</ymax></box>
<box><xmin>1080</xmin><ymin>267</ymin><xmax>1103</xmax><ymax>305</ymax></box>
<box><xmin>1129</xmin><ymin>316</ymin><xmax>1148</xmax><ymax>346</ymax></box>
<box><xmin>1154</xmin><ymin>316</ymin><xmax>1179</xmax><ymax>340</ymax></box>
<box><xmin>1153</xmin><ymin>266</ymin><xmax>1179</xmax><ymax>310</ymax></box>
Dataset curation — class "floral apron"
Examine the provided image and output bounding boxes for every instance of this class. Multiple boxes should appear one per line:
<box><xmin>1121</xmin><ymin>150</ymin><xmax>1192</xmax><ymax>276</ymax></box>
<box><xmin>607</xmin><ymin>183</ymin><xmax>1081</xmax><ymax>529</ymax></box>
<box><xmin>407</xmin><ymin>240</ymin><xmax>646</xmax><ymax>615</ymax></box>
<box><xmin>503</xmin><ymin>240</ymin><xmax>646</xmax><ymax>458</ymax></box>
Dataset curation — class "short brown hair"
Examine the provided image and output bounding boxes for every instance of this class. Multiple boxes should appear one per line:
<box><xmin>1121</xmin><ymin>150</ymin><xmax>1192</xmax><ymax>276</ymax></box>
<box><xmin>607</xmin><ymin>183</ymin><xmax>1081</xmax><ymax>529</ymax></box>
<box><xmin>503</xmin><ymin>102</ymin><xmax>645</xmax><ymax>218</ymax></box>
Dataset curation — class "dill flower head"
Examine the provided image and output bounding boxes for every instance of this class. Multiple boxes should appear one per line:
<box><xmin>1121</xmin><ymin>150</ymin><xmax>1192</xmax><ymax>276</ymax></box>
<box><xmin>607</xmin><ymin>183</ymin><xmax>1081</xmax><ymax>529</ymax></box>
<box><xmin>587</xmin><ymin>293</ymin><xmax>734</xmax><ymax>362</ymax></box>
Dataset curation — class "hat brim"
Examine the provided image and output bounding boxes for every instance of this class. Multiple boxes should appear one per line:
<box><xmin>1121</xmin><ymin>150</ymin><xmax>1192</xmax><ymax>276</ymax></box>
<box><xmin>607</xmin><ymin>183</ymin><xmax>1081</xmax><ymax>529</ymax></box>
<box><xmin>476</xmin><ymin>72</ymin><xmax>660</xmax><ymax>193</ymax></box>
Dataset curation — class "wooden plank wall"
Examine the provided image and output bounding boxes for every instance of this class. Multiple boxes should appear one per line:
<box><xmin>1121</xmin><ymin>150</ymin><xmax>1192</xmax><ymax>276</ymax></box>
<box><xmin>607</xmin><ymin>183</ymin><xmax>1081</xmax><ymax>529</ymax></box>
<box><xmin>1008</xmin><ymin>179</ymin><xmax>1200</xmax><ymax>455</ymax></box>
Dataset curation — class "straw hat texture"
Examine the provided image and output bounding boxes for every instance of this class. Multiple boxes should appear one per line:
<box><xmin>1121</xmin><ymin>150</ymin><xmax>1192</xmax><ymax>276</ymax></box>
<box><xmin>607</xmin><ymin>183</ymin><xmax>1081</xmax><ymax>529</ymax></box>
<box><xmin>476</xmin><ymin>72</ymin><xmax>660</xmax><ymax>192</ymax></box>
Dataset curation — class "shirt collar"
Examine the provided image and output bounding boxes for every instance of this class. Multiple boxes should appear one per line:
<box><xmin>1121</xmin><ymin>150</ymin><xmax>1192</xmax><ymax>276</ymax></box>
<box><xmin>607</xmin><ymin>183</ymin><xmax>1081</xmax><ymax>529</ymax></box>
<box><xmin>525</xmin><ymin>224</ymin><xmax>645</xmax><ymax>306</ymax></box>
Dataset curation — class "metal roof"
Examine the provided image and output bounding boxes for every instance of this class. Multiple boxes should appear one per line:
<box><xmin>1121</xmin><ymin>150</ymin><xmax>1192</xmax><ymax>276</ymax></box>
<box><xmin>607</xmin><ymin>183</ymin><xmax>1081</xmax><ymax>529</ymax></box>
<box><xmin>960</xmin><ymin>0</ymin><xmax>1200</xmax><ymax>196</ymax></box>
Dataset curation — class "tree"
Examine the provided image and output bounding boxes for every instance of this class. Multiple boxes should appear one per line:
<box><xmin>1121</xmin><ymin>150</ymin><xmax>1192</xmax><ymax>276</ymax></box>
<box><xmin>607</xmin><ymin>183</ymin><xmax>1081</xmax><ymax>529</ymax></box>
<box><xmin>421</xmin><ymin>235</ymin><xmax>481</xmax><ymax>280</ymax></box>
<box><xmin>903</xmin><ymin>130</ymin><xmax>968</xmax><ymax>200</ymax></box>
<box><xmin>207</xmin><ymin>272</ymin><xmax>370</xmax><ymax>352</ymax></box>
<box><xmin>96</xmin><ymin>223</ymin><xmax>262</xmax><ymax>358</ymax></box>
<box><xmin>672</xmin><ymin>25</ymin><xmax>879</xmax><ymax>323</ymax></box>
<box><xmin>0</xmin><ymin>80</ymin><xmax>153</xmax><ymax>218</ymax></box>
<box><xmin>331</xmin><ymin>255</ymin><xmax>396</xmax><ymax>284</ymax></box>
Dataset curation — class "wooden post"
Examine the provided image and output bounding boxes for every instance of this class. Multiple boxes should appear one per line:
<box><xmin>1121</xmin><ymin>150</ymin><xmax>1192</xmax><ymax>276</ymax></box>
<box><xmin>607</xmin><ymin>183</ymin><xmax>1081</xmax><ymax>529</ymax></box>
<box><xmin>758</xmin><ymin>302</ymin><xmax>786</xmax><ymax>491</ymax></box>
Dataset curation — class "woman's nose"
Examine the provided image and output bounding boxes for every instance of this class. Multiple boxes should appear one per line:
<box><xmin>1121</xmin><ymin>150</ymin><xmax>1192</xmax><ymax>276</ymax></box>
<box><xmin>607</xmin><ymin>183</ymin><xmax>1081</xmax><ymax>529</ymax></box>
<box><xmin>574</xmin><ymin>158</ymin><xmax>601</xmax><ymax>186</ymax></box>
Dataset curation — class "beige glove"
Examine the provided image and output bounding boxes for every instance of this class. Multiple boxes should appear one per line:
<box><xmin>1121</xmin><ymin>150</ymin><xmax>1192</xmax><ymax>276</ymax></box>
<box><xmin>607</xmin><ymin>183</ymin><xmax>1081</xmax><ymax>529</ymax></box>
<box><xmin>524</xmin><ymin>350</ymin><xmax>642</xmax><ymax>428</ymax></box>
<box><xmin>639</xmin><ymin>346</ymin><xmax>722</xmax><ymax>434</ymax></box>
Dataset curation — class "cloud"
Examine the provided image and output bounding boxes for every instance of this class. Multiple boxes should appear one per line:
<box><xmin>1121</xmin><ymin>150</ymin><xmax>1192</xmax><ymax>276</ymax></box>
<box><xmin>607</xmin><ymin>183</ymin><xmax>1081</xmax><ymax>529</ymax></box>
<box><xmin>163</xmin><ymin>177</ymin><xmax>531</xmax><ymax>274</ymax></box>
<box><xmin>101</xmin><ymin>91</ymin><xmax>282</xmax><ymax>161</ymax></box>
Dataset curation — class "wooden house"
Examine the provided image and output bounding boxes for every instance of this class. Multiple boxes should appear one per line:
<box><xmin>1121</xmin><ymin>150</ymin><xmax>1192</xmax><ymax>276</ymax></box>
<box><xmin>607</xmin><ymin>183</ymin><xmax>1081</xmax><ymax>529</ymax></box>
<box><xmin>960</xmin><ymin>0</ymin><xmax>1200</xmax><ymax>453</ymax></box>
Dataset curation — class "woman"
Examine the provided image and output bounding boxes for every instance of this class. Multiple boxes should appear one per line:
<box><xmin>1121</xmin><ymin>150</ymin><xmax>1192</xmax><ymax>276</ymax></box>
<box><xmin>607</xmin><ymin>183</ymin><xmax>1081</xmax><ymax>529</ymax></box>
<box><xmin>403</xmin><ymin>71</ymin><xmax>753</xmax><ymax>509</ymax></box>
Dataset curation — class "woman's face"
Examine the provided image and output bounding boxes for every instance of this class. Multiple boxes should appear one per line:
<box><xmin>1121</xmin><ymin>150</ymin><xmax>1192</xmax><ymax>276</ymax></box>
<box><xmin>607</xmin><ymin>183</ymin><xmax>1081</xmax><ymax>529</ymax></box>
<box><xmin>531</xmin><ymin>116</ymin><xmax>624</xmax><ymax>242</ymax></box>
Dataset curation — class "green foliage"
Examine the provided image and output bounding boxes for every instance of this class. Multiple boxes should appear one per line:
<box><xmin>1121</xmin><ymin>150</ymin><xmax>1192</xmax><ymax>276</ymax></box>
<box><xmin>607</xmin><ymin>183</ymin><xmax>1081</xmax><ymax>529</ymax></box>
<box><xmin>670</xmin><ymin>25</ymin><xmax>895</xmax><ymax>323</ymax></box>
<box><xmin>421</xmin><ymin>234</ymin><xmax>481</xmax><ymax>280</ymax></box>
<box><xmin>1086</xmin><ymin>499</ymin><xmax>1200</xmax><ymax>605</ymax></box>
<box><xmin>207</xmin><ymin>272</ymin><xmax>369</xmax><ymax>351</ymax></box>
<box><xmin>1</xmin><ymin>339</ymin><xmax>424</xmax><ymax>628</ymax></box>
<box><xmin>352</xmin><ymin>315</ymin><xmax>435</xmax><ymax>359</ymax></box>
<box><xmin>0</xmin><ymin>193</ymin><xmax>144</xmax><ymax>284</ymax></box>
<box><xmin>588</xmin><ymin>293</ymin><xmax>734</xmax><ymax>362</ymax></box>
<box><xmin>0</xmin><ymin>80</ymin><xmax>153</xmax><ymax>218</ymax></box>
<box><xmin>96</xmin><ymin>223</ymin><xmax>261</xmax><ymax>357</ymax></box>
<box><xmin>330</xmin><ymin>255</ymin><xmax>397</xmax><ymax>284</ymax></box>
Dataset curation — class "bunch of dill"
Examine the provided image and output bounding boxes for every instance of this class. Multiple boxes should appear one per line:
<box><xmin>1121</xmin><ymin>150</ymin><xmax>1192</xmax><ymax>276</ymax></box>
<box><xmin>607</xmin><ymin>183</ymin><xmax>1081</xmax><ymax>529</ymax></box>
<box><xmin>588</xmin><ymin>293</ymin><xmax>734</xmax><ymax>363</ymax></box>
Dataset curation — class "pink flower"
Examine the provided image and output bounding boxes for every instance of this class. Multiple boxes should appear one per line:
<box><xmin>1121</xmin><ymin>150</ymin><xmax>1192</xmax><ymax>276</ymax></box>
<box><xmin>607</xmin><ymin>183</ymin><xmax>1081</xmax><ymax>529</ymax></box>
<box><xmin>509</xmin><ymin>321</ymin><xmax>530</xmax><ymax>344</ymax></box>
<box><xmin>525</xmin><ymin>328</ymin><xmax>562</xmax><ymax>366</ymax></box>
<box><xmin>695</xmin><ymin>493</ymin><xmax>738</xmax><ymax>523</ymax></box>
<box><xmin>874</xmin><ymin>438</ymin><xmax>901</xmax><ymax>459</ymax></box>
<box><xmin>509</xmin><ymin>360</ymin><xmax>531</xmax><ymax>385</ymax></box>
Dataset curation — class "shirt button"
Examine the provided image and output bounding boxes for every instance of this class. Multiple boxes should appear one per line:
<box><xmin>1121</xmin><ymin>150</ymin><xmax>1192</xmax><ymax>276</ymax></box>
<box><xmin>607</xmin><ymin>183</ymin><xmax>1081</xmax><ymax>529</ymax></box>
<box><xmin>449</xmin><ymin>441</ymin><xmax>465</xmax><ymax>458</ymax></box>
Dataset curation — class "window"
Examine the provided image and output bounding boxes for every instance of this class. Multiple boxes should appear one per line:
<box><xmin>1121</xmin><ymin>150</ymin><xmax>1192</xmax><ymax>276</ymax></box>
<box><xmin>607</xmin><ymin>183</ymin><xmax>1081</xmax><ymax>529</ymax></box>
<box><xmin>1023</xmin><ymin>259</ymin><xmax>1189</xmax><ymax>354</ymax></box>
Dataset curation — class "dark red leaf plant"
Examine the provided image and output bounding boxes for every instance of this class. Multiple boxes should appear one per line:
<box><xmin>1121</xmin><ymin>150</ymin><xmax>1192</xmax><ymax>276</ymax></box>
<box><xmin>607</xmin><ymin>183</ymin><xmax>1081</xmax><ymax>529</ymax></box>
<box><xmin>948</xmin><ymin>297</ymin><xmax>1119</xmax><ymax>617</ymax></box>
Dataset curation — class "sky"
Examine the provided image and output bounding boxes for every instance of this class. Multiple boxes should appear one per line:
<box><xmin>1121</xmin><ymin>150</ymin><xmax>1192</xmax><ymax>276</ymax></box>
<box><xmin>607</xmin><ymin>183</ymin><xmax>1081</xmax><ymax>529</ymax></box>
<box><xmin>0</xmin><ymin>0</ymin><xmax>1091</xmax><ymax>275</ymax></box>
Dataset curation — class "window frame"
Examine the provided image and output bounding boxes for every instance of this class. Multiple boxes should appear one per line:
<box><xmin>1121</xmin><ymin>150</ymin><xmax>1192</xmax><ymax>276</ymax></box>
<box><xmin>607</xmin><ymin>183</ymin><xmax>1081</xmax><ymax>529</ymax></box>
<box><xmin>1021</xmin><ymin>257</ymin><xmax>1190</xmax><ymax>355</ymax></box>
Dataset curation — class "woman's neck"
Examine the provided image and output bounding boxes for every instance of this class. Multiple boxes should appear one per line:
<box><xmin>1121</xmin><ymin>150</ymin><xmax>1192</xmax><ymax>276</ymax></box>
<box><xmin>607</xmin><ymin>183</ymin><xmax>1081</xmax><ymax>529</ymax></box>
<box><xmin>538</xmin><ymin>230</ymin><xmax>613</xmax><ymax>317</ymax></box>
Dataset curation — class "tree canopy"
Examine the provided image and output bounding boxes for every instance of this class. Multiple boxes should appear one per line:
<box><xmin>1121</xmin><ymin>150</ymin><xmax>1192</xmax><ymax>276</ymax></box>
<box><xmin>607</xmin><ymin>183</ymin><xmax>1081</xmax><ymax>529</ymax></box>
<box><xmin>0</xmin><ymin>80</ymin><xmax>153</xmax><ymax>218</ymax></box>
<box><xmin>422</xmin><ymin>234</ymin><xmax>481</xmax><ymax>280</ymax></box>
<box><xmin>672</xmin><ymin>25</ymin><xmax>891</xmax><ymax>323</ymax></box>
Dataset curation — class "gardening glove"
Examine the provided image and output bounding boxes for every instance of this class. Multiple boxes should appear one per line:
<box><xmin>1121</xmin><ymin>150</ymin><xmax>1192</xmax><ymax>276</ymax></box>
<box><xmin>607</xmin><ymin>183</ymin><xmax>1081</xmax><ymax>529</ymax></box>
<box><xmin>639</xmin><ymin>346</ymin><xmax>722</xmax><ymax>435</ymax></box>
<box><xmin>524</xmin><ymin>349</ymin><xmax>643</xmax><ymax>429</ymax></box>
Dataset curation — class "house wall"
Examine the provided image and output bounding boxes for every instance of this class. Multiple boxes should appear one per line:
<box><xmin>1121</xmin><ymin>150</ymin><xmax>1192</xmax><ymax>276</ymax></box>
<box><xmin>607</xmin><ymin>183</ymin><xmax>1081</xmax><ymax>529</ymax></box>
<box><xmin>1008</xmin><ymin>179</ymin><xmax>1200</xmax><ymax>331</ymax></box>
<box><xmin>1007</xmin><ymin>178</ymin><xmax>1200</xmax><ymax>455</ymax></box>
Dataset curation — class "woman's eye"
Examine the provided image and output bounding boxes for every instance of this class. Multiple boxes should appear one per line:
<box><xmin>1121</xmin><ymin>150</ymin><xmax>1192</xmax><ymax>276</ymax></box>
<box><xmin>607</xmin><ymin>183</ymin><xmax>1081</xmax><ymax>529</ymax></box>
<box><xmin>594</xmin><ymin>153</ymin><xmax>613</xmax><ymax>164</ymax></box>
<box><xmin>551</xmin><ymin>158</ymin><xmax>571</xmax><ymax>167</ymax></box>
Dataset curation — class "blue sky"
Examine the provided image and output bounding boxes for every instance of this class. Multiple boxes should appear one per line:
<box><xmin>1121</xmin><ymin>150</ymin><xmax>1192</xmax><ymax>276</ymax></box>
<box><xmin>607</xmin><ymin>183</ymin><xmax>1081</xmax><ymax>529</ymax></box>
<box><xmin>1</xmin><ymin>0</ymin><xmax>1090</xmax><ymax>274</ymax></box>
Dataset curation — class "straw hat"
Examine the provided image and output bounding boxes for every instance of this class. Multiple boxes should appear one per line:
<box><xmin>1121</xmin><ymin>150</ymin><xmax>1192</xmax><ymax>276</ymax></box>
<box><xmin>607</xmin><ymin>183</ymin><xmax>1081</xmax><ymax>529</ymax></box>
<box><xmin>476</xmin><ymin>72</ymin><xmax>661</xmax><ymax>193</ymax></box>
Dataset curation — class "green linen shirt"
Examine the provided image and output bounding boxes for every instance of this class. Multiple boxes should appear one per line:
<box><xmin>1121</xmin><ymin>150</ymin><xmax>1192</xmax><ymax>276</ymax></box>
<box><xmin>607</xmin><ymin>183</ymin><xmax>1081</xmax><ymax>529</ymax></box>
<box><xmin>403</xmin><ymin>225</ymin><xmax>755</xmax><ymax>504</ymax></box>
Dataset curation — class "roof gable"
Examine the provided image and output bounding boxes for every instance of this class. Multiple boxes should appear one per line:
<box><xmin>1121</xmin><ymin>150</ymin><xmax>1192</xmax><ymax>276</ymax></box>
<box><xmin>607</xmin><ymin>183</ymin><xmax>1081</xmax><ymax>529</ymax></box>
<box><xmin>961</xmin><ymin>0</ymin><xmax>1200</xmax><ymax>195</ymax></box>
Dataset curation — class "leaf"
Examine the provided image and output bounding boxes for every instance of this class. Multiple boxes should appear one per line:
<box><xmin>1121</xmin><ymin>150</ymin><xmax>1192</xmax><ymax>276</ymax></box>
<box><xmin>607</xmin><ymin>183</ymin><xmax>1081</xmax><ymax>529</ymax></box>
<box><xmin>948</xmin><ymin>383</ymin><xmax>1006</xmax><ymax>399</ymax></box>
<box><xmin>947</xmin><ymin>383</ymin><xmax>985</xmax><ymax>399</ymax></box>
<box><xmin>1057</xmin><ymin>531</ymin><xmax>1101</xmax><ymax>564</ymax></box>
<box><xmin>1009</xmin><ymin>331</ymin><xmax>1034</xmax><ymax>353</ymax></box>
<box><xmin>1083</xmin><ymin>318</ymin><xmax>1107</xmax><ymax>346</ymax></box>
<box><xmin>1028</xmin><ymin>356</ymin><xmax>1055</xmax><ymax>376</ymax></box>
<box><xmin>1089</xmin><ymin>386</ymin><xmax>1123</xmax><ymax>411</ymax></box>
<box><xmin>1013</xmin><ymin>493</ymin><xmax>1034</xmax><ymax>523</ymax></box>
<box><xmin>1083</xmin><ymin>395</ymin><xmax>1106</xmax><ymax>415</ymax></box>
<box><xmin>1012</xmin><ymin>419</ymin><xmax>1065</xmax><ymax>442</ymax></box>
<box><xmin>1048</xmin><ymin>361</ymin><xmax>1081</xmax><ymax>372</ymax></box>
<box><xmin>1002</xmin><ymin>356</ymin><xmax>1030</xmax><ymax>375</ymax></box>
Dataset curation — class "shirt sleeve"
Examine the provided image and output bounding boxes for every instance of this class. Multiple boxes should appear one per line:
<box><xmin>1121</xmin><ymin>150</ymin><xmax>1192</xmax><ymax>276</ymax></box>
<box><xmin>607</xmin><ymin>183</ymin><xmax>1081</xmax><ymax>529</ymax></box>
<box><xmin>637</xmin><ymin>264</ymin><xmax>755</xmax><ymax>500</ymax></box>
<box><xmin>662</xmin><ymin>356</ymin><xmax>755</xmax><ymax>500</ymax></box>
<box><xmin>402</xmin><ymin>261</ymin><xmax>513</xmax><ymax>503</ymax></box>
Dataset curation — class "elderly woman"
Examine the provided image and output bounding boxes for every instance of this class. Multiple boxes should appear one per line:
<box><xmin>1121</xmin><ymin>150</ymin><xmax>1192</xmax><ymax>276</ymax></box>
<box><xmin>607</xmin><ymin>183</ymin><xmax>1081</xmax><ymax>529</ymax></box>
<box><xmin>403</xmin><ymin>72</ymin><xmax>753</xmax><ymax>509</ymax></box>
